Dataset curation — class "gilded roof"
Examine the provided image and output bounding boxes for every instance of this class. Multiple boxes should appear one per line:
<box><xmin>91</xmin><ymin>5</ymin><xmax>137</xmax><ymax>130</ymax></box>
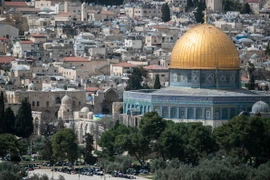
<box><xmin>170</xmin><ymin>24</ymin><xmax>239</xmax><ymax>70</ymax></box>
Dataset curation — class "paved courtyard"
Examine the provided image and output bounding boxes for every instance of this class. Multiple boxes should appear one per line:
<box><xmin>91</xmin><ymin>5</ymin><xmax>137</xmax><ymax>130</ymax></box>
<box><xmin>29</xmin><ymin>169</ymin><xmax>148</xmax><ymax>180</ymax></box>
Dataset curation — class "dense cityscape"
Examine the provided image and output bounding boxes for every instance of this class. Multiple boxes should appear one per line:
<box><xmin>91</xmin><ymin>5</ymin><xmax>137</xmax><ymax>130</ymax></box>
<box><xmin>0</xmin><ymin>0</ymin><xmax>270</xmax><ymax>179</ymax></box>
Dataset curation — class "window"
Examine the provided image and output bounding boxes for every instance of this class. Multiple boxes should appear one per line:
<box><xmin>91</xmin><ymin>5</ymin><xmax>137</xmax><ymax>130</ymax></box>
<box><xmin>179</xmin><ymin>108</ymin><xmax>185</xmax><ymax>119</ymax></box>
<box><xmin>46</xmin><ymin>101</ymin><xmax>49</xmax><ymax>107</ymax></box>
<box><xmin>171</xmin><ymin>107</ymin><xmax>177</xmax><ymax>118</ymax></box>
<box><xmin>188</xmin><ymin>108</ymin><xmax>194</xmax><ymax>119</ymax></box>
<box><xmin>37</xmin><ymin>101</ymin><xmax>39</xmax><ymax>107</ymax></box>
<box><xmin>222</xmin><ymin>108</ymin><xmax>227</xmax><ymax>119</ymax></box>
<box><xmin>162</xmin><ymin>107</ymin><xmax>168</xmax><ymax>118</ymax></box>
<box><xmin>206</xmin><ymin>109</ymin><xmax>211</xmax><ymax>118</ymax></box>
<box><xmin>197</xmin><ymin>108</ymin><xmax>202</xmax><ymax>119</ymax></box>
<box><xmin>32</xmin><ymin>101</ymin><xmax>35</xmax><ymax>107</ymax></box>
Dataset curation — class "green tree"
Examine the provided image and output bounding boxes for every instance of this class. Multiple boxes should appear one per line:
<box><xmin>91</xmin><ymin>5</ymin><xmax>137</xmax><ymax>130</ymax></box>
<box><xmin>115</xmin><ymin>127</ymin><xmax>151</xmax><ymax>165</ymax></box>
<box><xmin>266</xmin><ymin>42</ymin><xmax>270</xmax><ymax>56</ymax></box>
<box><xmin>14</xmin><ymin>98</ymin><xmax>33</xmax><ymax>138</ymax></box>
<box><xmin>0</xmin><ymin>91</ymin><xmax>6</xmax><ymax>134</ymax></box>
<box><xmin>84</xmin><ymin>133</ymin><xmax>97</xmax><ymax>165</ymax></box>
<box><xmin>161</xmin><ymin>3</ymin><xmax>171</xmax><ymax>22</ymax></box>
<box><xmin>154</xmin><ymin>74</ymin><xmax>161</xmax><ymax>89</ymax></box>
<box><xmin>186</xmin><ymin>0</ymin><xmax>194</xmax><ymax>10</ymax></box>
<box><xmin>0</xmin><ymin>134</ymin><xmax>19</xmax><ymax>158</ymax></box>
<box><xmin>99</xmin><ymin>121</ymin><xmax>130</xmax><ymax>157</ymax></box>
<box><xmin>139</xmin><ymin>111</ymin><xmax>167</xmax><ymax>160</ymax></box>
<box><xmin>41</xmin><ymin>137</ymin><xmax>54</xmax><ymax>163</ymax></box>
<box><xmin>214</xmin><ymin>116</ymin><xmax>268</xmax><ymax>166</ymax></box>
<box><xmin>0</xmin><ymin>162</ymin><xmax>24</xmax><ymax>180</ymax></box>
<box><xmin>5</xmin><ymin>107</ymin><xmax>15</xmax><ymax>134</ymax></box>
<box><xmin>241</xmin><ymin>3</ymin><xmax>252</xmax><ymax>14</ymax></box>
<box><xmin>194</xmin><ymin>1</ymin><xmax>205</xmax><ymax>23</ymax></box>
<box><xmin>52</xmin><ymin>128</ymin><xmax>78</xmax><ymax>164</ymax></box>
<box><xmin>126</xmin><ymin>67</ymin><xmax>148</xmax><ymax>90</ymax></box>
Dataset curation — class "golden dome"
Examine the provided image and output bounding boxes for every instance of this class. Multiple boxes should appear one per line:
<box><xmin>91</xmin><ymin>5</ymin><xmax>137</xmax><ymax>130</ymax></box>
<box><xmin>170</xmin><ymin>24</ymin><xmax>239</xmax><ymax>70</ymax></box>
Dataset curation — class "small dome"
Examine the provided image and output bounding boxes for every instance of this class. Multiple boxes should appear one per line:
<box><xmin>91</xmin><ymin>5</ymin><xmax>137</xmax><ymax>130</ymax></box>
<box><xmin>87</xmin><ymin>112</ymin><xmax>94</xmax><ymax>119</ymax></box>
<box><xmin>252</xmin><ymin>101</ymin><xmax>270</xmax><ymax>113</ymax></box>
<box><xmin>250</xmin><ymin>53</ymin><xmax>259</xmax><ymax>59</ymax></box>
<box><xmin>61</xmin><ymin>95</ymin><xmax>71</xmax><ymax>105</ymax></box>
<box><xmin>28</xmin><ymin>83</ymin><xmax>35</xmax><ymax>91</ymax></box>
<box><xmin>81</xmin><ymin>107</ymin><xmax>90</xmax><ymax>113</ymax></box>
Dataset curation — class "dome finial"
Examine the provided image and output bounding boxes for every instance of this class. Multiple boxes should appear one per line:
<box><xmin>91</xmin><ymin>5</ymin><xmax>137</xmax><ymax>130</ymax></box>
<box><xmin>204</xmin><ymin>8</ymin><xmax>207</xmax><ymax>24</ymax></box>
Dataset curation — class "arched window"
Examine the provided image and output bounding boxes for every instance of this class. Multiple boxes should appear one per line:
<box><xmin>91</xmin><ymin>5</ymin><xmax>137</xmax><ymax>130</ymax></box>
<box><xmin>162</xmin><ymin>107</ymin><xmax>168</xmax><ymax>118</ymax></box>
<box><xmin>171</xmin><ymin>107</ymin><xmax>177</xmax><ymax>118</ymax></box>
<box><xmin>197</xmin><ymin>108</ymin><xmax>202</xmax><ymax>119</ymax></box>
<box><xmin>179</xmin><ymin>108</ymin><xmax>185</xmax><ymax>119</ymax></box>
<box><xmin>55</xmin><ymin>97</ymin><xmax>61</xmax><ymax>104</ymax></box>
<box><xmin>215</xmin><ymin>108</ymin><xmax>220</xmax><ymax>119</ymax></box>
<box><xmin>222</xmin><ymin>108</ymin><xmax>227</xmax><ymax>119</ymax></box>
<box><xmin>188</xmin><ymin>108</ymin><xmax>194</xmax><ymax>119</ymax></box>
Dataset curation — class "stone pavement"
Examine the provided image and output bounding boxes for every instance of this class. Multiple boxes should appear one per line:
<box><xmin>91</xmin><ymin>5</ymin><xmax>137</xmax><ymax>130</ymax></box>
<box><xmin>29</xmin><ymin>169</ymin><xmax>148</xmax><ymax>180</ymax></box>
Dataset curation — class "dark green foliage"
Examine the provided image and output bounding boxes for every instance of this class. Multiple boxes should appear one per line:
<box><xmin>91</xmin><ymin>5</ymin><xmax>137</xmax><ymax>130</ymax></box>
<box><xmin>0</xmin><ymin>134</ymin><xmax>19</xmax><ymax>158</ymax></box>
<box><xmin>266</xmin><ymin>42</ymin><xmax>270</xmax><ymax>55</ymax></box>
<box><xmin>222</xmin><ymin>0</ymin><xmax>242</xmax><ymax>12</ymax></box>
<box><xmin>241</xmin><ymin>3</ymin><xmax>252</xmax><ymax>14</ymax></box>
<box><xmin>84</xmin><ymin>133</ymin><xmax>97</xmax><ymax>165</ymax></box>
<box><xmin>99</xmin><ymin>121</ymin><xmax>130</xmax><ymax>157</ymax></box>
<box><xmin>186</xmin><ymin>0</ymin><xmax>194</xmax><ymax>10</ymax></box>
<box><xmin>14</xmin><ymin>98</ymin><xmax>33</xmax><ymax>138</ymax></box>
<box><xmin>28</xmin><ymin>174</ymin><xmax>50</xmax><ymax>180</ymax></box>
<box><xmin>0</xmin><ymin>91</ymin><xmax>6</xmax><ymax>134</ymax></box>
<box><xmin>5</xmin><ymin>107</ymin><xmax>15</xmax><ymax>134</ymax></box>
<box><xmin>114</xmin><ymin>127</ymin><xmax>151</xmax><ymax>165</ymax></box>
<box><xmin>214</xmin><ymin>116</ymin><xmax>270</xmax><ymax>166</ymax></box>
<box><xmin>0</xmin><ymin>162</ymin><xmax>23</xmax><ymax>180</ymax></box>
<box><xmin>41</xmin><ymin>137</ymin><xmax>54</xmax><ymax>163</ymax></box>
<box><xmin>126</xmin><ymin>67</ymin><xmax>148</xmax><ymax>90</ymax></box>
<box><xmin>161</xmin><ymin>3</ymin><xmax>171</xmax><ymax>22</ymax></box>
<box><xmin>52</xmin><ymin>128</ymin><xmax>78</xmax><ymax>163</ymax></box>
<box><xmin>154</xmin><ymin>74</ymin><xmax>161</xmax><ymax>89</ymax></box>
<box><xmin>194</xmin><ymin>1</ymin><xmax>205</xmax><ymax>23</ymax></box>
<box><xmin>247</xmin><ymin>62</ymin><xmax>255</xmax><ymax>90</ymax></box>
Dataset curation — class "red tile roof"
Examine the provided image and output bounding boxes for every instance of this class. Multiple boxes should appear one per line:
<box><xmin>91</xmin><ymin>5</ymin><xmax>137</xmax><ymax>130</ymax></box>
<box><xmin>113</xmin><ymin>62</ymin><xmax>137</xmax><ymax>67</ymax></box>
<box><xmin>100</xmin><ymin>10</ymin><xmax>115</xmax><ymax>15</ymax></box>
<box><xmin>16</xmin><ymin>8</ymin><xmax>41</xmax><ymax>12</ymax></box>
<box><xmin>0</xmin><ymin>37</ymin><xmax>8</xmax><ymax>41</ymax></box>
<box><xmin>144</xmin><ymin>65</ymin><xmax>168</xmax><ymax>70</ymax></box>
<box><xmin>61</xmin><ymin>57</ymin><xmax>89</xmax><ymax>62</ymax></box>
<box><xmin>85</xmin><ymin>87</ymin><xmax>100</xmax><ymax>92</ymax></box>
<box><xmin>0</xmin><ymin>56</ymin><xmax>14</xmax><ymax>64</ymax></box>
<box><xmin>3</xmin><ymin>2</ymin><xmax>28</xmax><ymax>7</ymax></box>
<box><xmin>20</xmin><ymin>40</ymin><xmax>33</xmax><ymax>44</ymax></box>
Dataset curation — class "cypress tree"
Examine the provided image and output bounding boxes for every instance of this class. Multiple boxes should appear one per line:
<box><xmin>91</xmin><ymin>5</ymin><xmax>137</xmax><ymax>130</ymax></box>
<box><xmin>14</xmin><ymin>98</ymin><xmax>33</xmax><ymax>138</ymax></box>
<box><xmin>0</xmin><ymin>91</ymin><xmax>6</xmax><ymax>134</ymax></box>
<box><xmin>161</xmin><ymin>3</ymin><xmax>171</xmax><ymax>22</ymax></box>
<box><xmin>84</xmin><ymin>133</ymin><xmax>97</xmax><ymax>165</ymax></box>
<box><xmin>194</xmin><ymin>1</ymin><xmax>205</xmax><ymax>23</ymax></box>
<box><xmin>154</xmin><ymin>74</ymin><xmax>161</xmax><ymax>89</ymax></box>
<box><xmin>5</xmin><ymin>107</ymin><xmax>15</xmax><ymax>134</ymax></box>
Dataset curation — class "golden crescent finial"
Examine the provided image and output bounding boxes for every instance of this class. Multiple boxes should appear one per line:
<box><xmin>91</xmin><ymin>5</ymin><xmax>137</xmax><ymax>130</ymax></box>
<box><xmin>204</xmin><ymin>8</ymin><xmax>207</xmax><ymax>24</ymax></box>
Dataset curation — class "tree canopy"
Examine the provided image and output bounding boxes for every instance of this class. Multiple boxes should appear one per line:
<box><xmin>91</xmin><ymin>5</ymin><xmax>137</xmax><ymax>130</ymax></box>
<box><xmin>194</xmin><ymin>1</ymin><xmax>205</xmax><ymax>23</ymax></box>
<box><xmin>154</xmin><ymin>74</ymin><xmax>161</xmax><ymax>89</ymax></box>
<box><xmin>161</xmin><ymin>3</ymin><xmax>171</xmax><ymax>22</ymax></box>
<box><xmin>0</xmin><ymin>92</ymin><xmax>6</xmax><ymax>134</ymax></box>
<box><xmin>126</xmin><ymin>67</ymin><xmax>148</xmax><ymax>90</ymax></box>
<box><xmin>14</xmin><ymin>98</ymin><xmax>33</xmax><ymax>138</ymax></box>
<box><xmin>52</xmin><ymin>128</ymin><xmax>78</xmax><ymax>163</ymax></box>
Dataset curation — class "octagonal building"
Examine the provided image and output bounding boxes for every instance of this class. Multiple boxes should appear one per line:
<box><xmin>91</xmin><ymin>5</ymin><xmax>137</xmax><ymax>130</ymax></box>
<box><xmin>123</xmin><ymin>23</ymin><xmax>270</xmax><ymax>127</ymax></box>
